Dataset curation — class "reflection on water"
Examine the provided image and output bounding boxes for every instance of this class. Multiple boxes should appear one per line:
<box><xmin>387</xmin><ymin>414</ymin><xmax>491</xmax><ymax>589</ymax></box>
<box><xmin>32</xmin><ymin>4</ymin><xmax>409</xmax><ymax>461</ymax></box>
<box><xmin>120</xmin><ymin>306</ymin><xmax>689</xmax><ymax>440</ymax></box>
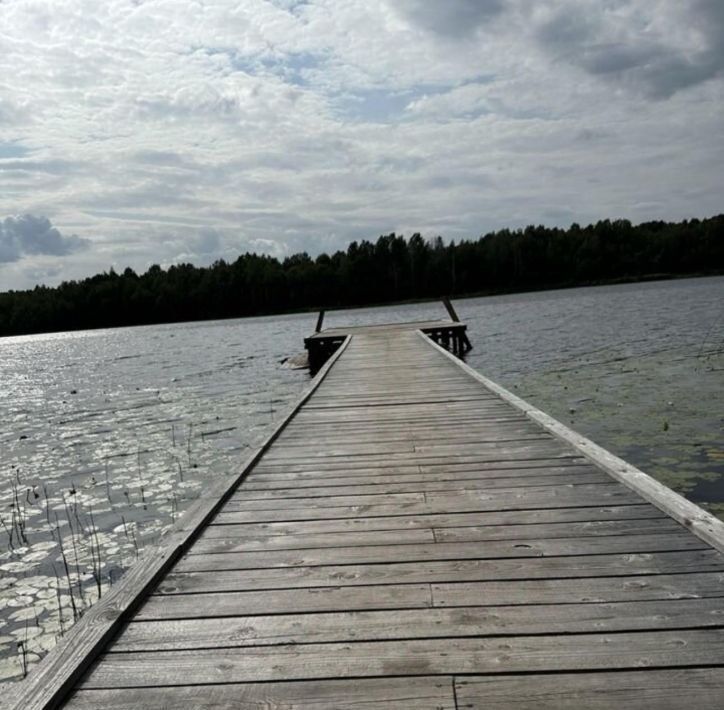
<box><xmin>0</xmin><ymin>313</ymin><xmax>313</xmax><ymax>681</ymax></box>
<box><xmin>1</xmin><ymin>275</ymin><xmax>722</xmax><ymax>680</ymax></box>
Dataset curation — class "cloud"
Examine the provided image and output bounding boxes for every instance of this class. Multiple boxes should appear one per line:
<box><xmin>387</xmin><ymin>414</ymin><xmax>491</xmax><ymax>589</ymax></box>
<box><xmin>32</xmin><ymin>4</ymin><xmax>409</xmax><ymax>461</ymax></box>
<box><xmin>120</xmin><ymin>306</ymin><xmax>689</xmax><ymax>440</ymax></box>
<box><xmin>535</xmin><ymin>0</ymin><xmax>724</xmax><ymax>98</ymax></box>
<box><xmin>406</xmin><ymin>81</ymin><xmax>493</xmax><ymax>118</ymax></box>
<box><xmin>393</xmin><ymin>0</ymin><xmax>505</xmax><ymax>37</ymax></box>
<box><xmin>0</xmin><ymin>215</ymin><xmax>89</xmax><ymax>264</ymax></box>
<box><xmin>194</xmin><ymin>227</ymin><xmax>221</xmax><ymax>255</ymax></box>
<box><xmin>0</xmin><ymin>0</ymin><xmax>722</xmax><ymax>290</ymax></box>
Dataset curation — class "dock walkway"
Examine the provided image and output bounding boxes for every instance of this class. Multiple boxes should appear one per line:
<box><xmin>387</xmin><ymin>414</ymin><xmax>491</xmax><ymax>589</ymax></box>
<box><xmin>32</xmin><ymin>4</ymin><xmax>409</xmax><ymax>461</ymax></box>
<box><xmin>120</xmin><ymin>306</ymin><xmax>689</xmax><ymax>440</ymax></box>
<box><xmin>11</xmin><ymin>326</ymin><xmax>724</xmax><ymax>709</ymax></box>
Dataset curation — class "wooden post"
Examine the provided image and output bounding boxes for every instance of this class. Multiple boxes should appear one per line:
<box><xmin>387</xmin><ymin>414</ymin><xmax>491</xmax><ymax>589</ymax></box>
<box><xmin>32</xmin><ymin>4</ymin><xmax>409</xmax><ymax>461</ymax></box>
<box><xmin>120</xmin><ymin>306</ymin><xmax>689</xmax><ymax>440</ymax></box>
<box><xmin>315</xmin><ymin>310</ymin><xmax>325</xmax><ymax>333</ymax></box>
<box><xmin>442</xmin><ymin>297</ymin><xmax>460</xmax><ymax>322</ymax></box>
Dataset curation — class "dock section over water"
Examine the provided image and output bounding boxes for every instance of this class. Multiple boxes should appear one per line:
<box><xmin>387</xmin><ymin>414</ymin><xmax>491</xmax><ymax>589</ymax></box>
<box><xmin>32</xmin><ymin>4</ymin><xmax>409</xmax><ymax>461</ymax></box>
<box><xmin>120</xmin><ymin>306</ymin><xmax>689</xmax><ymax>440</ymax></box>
<box><xmin>10</xmin><ymin>322</ymin><xmax>724</xmax><ymax>709</ymax></box>
<box><xmin>304</xmin><ymin>317</ymin><xmax>471</xmax><ymax>374</ymax></box>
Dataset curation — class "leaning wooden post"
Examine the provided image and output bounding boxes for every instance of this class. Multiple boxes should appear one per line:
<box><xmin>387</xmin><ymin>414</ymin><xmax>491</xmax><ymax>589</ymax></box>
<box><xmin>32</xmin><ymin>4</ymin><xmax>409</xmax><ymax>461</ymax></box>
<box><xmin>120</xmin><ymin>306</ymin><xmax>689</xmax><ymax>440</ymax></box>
<box><xmin>315</xmin><ymin>310</ymin><xmax>325</xmax><ymax>333</ymax></box>
<box><xmin>442</xmin><ymin>297</ymin><xmax>460</xmax><ymax>322</ymax></box>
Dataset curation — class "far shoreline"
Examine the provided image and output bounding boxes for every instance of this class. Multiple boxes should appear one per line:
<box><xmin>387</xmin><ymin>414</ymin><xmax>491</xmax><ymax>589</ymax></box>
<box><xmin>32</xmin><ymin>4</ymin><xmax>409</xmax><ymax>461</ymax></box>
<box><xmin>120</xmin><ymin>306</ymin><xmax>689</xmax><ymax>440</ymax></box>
<box><xmin>2</xmin><ymin>269</ymin><xmax>722</xmax><ymax>340</ymax></box>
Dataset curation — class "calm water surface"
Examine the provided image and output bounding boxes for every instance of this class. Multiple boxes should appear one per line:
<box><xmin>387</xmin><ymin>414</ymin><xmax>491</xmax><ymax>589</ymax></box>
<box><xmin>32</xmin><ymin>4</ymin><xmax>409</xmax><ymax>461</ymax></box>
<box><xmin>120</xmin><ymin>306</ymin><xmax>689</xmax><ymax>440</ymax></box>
<box><xmin>1</xmin><ymin>276</ymin><xmax>722</xmax><ymax>681</ymax></box>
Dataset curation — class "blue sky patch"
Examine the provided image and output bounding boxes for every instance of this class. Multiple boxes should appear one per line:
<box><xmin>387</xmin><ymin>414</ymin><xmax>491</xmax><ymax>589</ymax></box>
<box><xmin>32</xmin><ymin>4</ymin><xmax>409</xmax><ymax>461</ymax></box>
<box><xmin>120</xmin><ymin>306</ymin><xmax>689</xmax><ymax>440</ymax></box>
<box><xmin>0</xmin><ymin>142</ymin><xmax>30</xmax><ymax>159</ymax></box>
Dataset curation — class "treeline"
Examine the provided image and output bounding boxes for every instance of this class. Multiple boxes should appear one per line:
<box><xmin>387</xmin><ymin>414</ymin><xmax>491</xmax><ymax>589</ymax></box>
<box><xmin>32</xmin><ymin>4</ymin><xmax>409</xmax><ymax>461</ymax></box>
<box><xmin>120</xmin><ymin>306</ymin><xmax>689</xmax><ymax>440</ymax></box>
<box><xmin>1</xmin><ymin>215</ymin><xmax>723</xmax><ymax>336</ymax></box>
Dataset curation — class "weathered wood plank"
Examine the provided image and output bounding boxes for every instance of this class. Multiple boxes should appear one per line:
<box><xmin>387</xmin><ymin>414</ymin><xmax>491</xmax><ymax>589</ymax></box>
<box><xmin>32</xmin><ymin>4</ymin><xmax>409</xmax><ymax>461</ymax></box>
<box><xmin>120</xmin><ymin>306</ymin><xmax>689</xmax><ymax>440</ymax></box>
<box><xmin>267</xmin><ymin>434</ymin><xmax>552</xmax><ymax>454</ymax></box>
<box><xmin>230</xmin><ymin>469</ymin><xmax>611</xmax><ymax>499</ymax></box>
<box><xmin>65</xmin><ymin>677</ymin><xmax>456</xmax><ymax>710</ymax></box>
<box><xmin>117</xmin><ymin>598</ymin><xmax>724</xmax><ymax>650</ymax></box>
<box><xmin>432</xmin><ymin>571</ymin><xmax>724</xmax><ymax>606</ymax></box>
<box><xmin>284</xmin><ymin>414</ymin><xmax>527</xmax><ymax>430</ymax></box>
<box><xmin>222</xmin><ymin>491</ymin><xmax>427</xmax><ymax>511</ymax></box>
<box><xmin>165</xmin><ymin>551</ymin><xmax>724</xmax><ymax>592</ymax></box>
<box><xmin>197</xmin><ymin>526</ymin><xmax>435</xmax><ymax>548</ymax></box>
<box><xmin>217</xmin><ymin>484</ymin><xmax>643</xmax><ymax>522</ymax></box>
<box><xmin>269</xmin><ymin>423</ymin><xmax>545</xmax><ymax>444</ymax></box>
<box><xmin>251</xmin><ymin>452</ymin><xmax>581</xmax><ymax>474</ymax></box>
<box><xmin>454</xmin><ymin>669</ymin><xmax>724</xmax><ymax>709</ymax></box>
<box><xmin>433</xmin><ymin>517</ymin><xmax>683</xmax><ymax>543</ymax></box>
<box><xmin>259</xmin><ymin>441</ymin><xmax>565</xmax><ymax>463</ymax></box>
<box><xmin>211</xmin><ymin>504</ymin><xmax>666</xmax><ymax>533</ymax></box>
<box><xmin>182</xmin><ymin>532</ymin><xmax>705</xmax><ymax>566</ymax></box>
<box><xmin>139</xmin><ymin>582</ymin><xmax>432</xmax><ymax>619</ymax></box>
<box><xmin>301</xmin><ymin>394</ymin><xmax>496</xmax><ymax>409</ymax></box>
<box><xmin>201</xmin><ymin>517</ymin><xmax>674</xmax><ymax>548</ymax></box>
<box><xmin>278</xmin><ymin>420</ymin><xmax>533</xmax><ymax>440</ymax></box>
<box><xmin>80</xmin><ymin>630</ymin><xmax>724</xmax><ymax>687</ymax></box>
<box><xmin>244</xmin><ymin>457</ymin><xmax>587</xmax><ymax>488</ymax></box>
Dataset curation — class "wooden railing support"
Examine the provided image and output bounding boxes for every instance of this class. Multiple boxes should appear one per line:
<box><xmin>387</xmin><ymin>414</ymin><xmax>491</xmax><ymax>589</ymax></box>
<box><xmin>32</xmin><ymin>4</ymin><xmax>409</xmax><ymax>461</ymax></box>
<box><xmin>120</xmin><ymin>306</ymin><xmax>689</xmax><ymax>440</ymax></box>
<box><xmin>315</xmin><ymin>310</ymin><xmax>325</xmax><ymax>333</ymax></box>
<box><xmin>442</xmin><ymin>297</ymin><xmax>460</xmax><ymax>322</ymax></box>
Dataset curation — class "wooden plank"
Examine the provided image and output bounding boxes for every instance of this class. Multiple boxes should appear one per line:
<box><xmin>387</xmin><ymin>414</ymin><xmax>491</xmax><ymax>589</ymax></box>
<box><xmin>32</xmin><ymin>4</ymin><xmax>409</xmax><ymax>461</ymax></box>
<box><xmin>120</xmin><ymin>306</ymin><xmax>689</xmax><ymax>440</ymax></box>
<box><xmin>138</xmin><ymin>583</ymin><xmax>432</xmax><ymax>619</ymax></box>
<box><xmin>267</xmin><ymin>428</ymin><xmax>548</xmax><ymax>448</ymax></box>
<box><xmin>279</xmin><ymin>417</ymin><xmax>532</xmax><ymax>436</ymax></box>
<box><xmin>182</xmin><ymin>532</ymin><xmax>705</xmax><ymax>566</ymax></box>
<box><xmin>230</xmin><ymin>469</ymin><xmax>611</xmax><ymax>499</ymax></box>
<box><xmin>166</xmin><ymin>551</ymin><xmax>724</xmax><ymax>591</ymax></box>
<box><xmin>222</xmin><ymin>491</ymin><xmax>427</xmax><ymax>511</ymax></box>
<box><xmin>244</xmin><ymin>458</ymin><xmax>589</xmax><ymax>483</ymax></box>
<box><xmin>301</xmin><ymin>394</ymin><xmax>496</xmax><ymax>409</ymax></box>
<box><xmin>217</xmin><ymin>484</ymin><xmax>643</xmax><ymax>522</ymax></box>
<box><xmin>247</xmin><ymin>457</ymin><xmax>588</xmax><ymax>482</ymax></box>
<box><xmin>201</xmin><ymin>517</ymin><xmax>675</xmax><ymax>548</ymax></box>
<box><xmin>454</xmin><ymin>669</ymin><xmax>724</xmax><ymax>709</ymax></box>
<box><xmin>432</xmin><ymin>571</ymin><xmax>724</xmax><ymax>606</ymax></box>
<box><xmin>6</xmin><ymin>338</ymin><xmax>353</xmax><ymax>710</ymax></box>
<box><xmin>114</xmin><ymin>597</ymin><xmax>724</xmax><ymax>651</ymax></box>
<box><xmin>260</xmin><ymin>441</ymin><xmax>564</xmax><ymax>463</ymax></box>
<box><xmin>433</xmin><ymin>517</ymin><xmax>683</xmax><ymax>543</ymax></box>
<box><xmin>79</xmin><ymin>630</ymin><xmax>724</xmax><ymax>687</ymax></box>
<box><xmin>198</xmin><ymin>526</ymin><xmax>435</xmax><ymax>548</ymax></box>
<box><xmin>250</xmin><ymin>451</ymin><xmax>580</xmax><ymax>473</ymax></box>
<box><xmin>211</xmin><ymin>504</ymin><xmax>668</xmax><ymax>535</ymax></box>
<box><xmin>284</xmin><ymin>412</ymin><xmax>527</xmax><ymax>428</ymax></box>
<box><xmin>66</xmin><ymin>677</ymin><xmax>456</xmax><ymax>710</ymax></box>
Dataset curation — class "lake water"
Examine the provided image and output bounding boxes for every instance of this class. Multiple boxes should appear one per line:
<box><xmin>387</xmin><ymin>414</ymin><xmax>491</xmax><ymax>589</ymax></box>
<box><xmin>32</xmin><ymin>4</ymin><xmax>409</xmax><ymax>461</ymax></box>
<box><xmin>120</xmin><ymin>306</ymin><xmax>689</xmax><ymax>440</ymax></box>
<box><xmin>1</xmin><ymin>275</ymin><xmax>722</xmax><ymax>681</ymax></box>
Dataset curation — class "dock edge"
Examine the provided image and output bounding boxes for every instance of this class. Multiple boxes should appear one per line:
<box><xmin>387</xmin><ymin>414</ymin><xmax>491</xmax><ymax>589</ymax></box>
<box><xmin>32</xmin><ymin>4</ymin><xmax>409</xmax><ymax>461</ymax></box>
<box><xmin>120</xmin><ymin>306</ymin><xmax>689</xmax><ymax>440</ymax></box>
<box><xmin>419</xmin><ymin>329</ymin><xmax>724</xmax><ymax>555</ymax></box>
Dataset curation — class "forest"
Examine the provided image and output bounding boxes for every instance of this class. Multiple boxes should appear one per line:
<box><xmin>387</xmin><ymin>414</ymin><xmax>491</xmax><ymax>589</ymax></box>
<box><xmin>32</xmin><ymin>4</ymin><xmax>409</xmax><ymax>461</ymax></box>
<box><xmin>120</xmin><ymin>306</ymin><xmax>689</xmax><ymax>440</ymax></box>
<box><xmin>1</xmin><ymin>215</ymin><xmax>722</xmax><ymax>337</ymax></box>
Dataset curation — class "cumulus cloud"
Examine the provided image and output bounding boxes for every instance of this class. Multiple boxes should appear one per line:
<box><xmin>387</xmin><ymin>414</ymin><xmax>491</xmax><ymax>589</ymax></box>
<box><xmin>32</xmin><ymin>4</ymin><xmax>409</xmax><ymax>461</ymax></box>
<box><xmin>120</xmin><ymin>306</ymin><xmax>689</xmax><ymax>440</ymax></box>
<box><xmin>0</xmin><ymin>215</ymin><xmax>89</xmax><ymax>264</ymax></box>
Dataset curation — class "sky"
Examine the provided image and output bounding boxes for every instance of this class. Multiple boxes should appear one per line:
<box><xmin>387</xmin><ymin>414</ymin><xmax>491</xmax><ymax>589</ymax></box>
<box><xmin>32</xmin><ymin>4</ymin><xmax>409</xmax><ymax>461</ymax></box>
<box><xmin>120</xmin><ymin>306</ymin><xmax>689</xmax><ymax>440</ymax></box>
<box><xmin>1</xmin><ymin>0</ymin><xmax>723</xmax><ymax>291</ymax></box>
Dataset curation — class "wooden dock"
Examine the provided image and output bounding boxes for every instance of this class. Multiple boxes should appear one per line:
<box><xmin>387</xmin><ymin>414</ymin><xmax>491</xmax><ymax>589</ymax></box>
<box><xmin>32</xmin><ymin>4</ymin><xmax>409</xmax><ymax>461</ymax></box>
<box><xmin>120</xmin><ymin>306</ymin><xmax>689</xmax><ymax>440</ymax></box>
<box><xmin>10</xmin><ymin>322</ymin><xmax>724</xmax><ymax>709</ymax></box>
<box><xmin>304</xmin><ymin>318</ymin><xmax>471</xmax><ymax>374</ymax></box>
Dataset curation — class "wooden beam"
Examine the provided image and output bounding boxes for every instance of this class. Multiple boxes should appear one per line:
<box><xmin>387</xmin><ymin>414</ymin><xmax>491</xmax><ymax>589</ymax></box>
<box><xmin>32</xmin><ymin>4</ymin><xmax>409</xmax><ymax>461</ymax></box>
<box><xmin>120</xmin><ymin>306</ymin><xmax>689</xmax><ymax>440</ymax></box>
<box><xmin>315</xmin><ymin>309</ymin><xmax>325</xmax><ymax>333</ymax></box>
<box><xmin>442</xmin><ymin>297</ymin><xmax>460</xmax><ymax>322</ymax></box>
